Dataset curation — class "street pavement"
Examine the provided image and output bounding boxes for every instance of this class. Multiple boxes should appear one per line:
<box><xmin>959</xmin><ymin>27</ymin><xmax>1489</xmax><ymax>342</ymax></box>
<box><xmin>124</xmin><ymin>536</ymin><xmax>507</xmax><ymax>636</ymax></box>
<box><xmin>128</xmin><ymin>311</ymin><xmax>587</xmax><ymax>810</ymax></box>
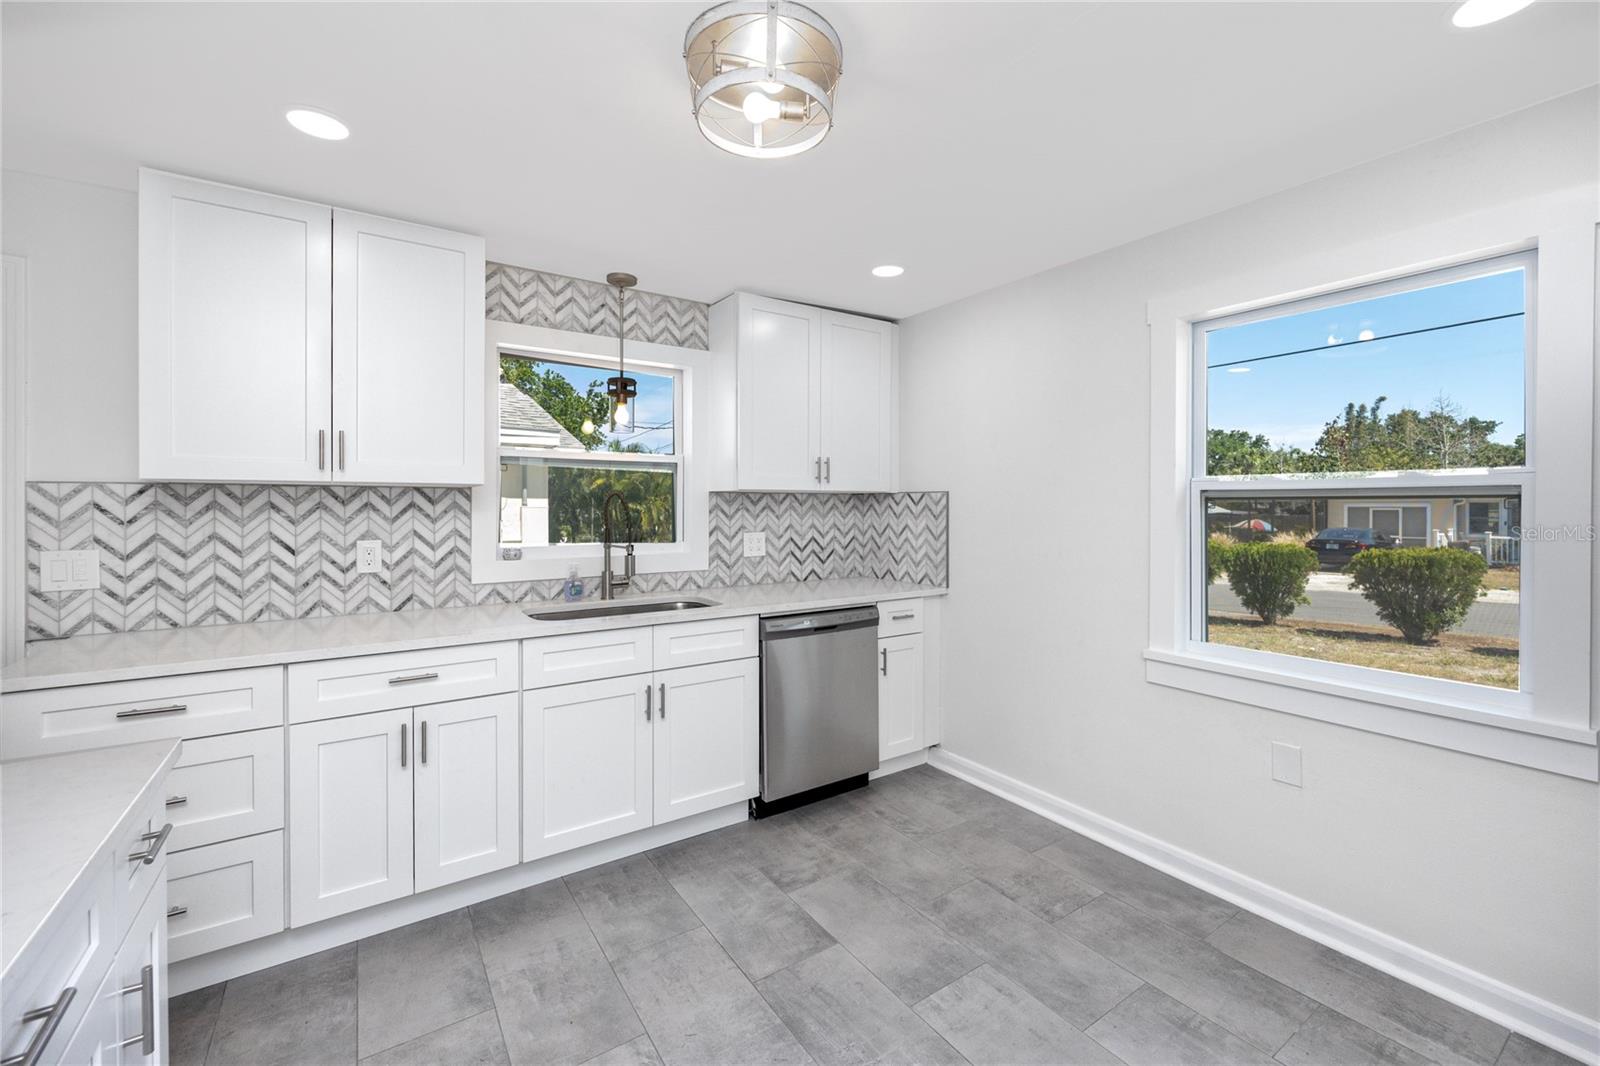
<box><xmin>1208</xmin><ymin>575</ymin><xmax>1519</xmax><ymax>638</ymax></box>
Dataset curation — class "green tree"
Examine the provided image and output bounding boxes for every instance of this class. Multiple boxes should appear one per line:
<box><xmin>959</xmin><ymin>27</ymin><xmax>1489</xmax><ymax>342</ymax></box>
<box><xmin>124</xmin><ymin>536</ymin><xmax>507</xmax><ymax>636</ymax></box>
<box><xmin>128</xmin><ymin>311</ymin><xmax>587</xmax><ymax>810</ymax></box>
<box><xmin>499</xmin><ymin>356</ymin><xmax>610</xmax><ymax>451</ymax></box>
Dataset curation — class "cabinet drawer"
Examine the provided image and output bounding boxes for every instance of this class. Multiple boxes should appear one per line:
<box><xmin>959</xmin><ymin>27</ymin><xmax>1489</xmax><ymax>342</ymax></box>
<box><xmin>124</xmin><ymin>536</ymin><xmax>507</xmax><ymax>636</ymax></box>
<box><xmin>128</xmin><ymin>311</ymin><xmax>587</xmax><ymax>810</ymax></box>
<box><xmin>166</xmin><ymin>728</ymin><xmax>285</xmax><ymax>851</ymax></box>
<box><xmin>877</xmin><ymin>599</ymin><xmax>924</xmax><ymax>637</ymax></box>
<box><xmin>288</xmin><ymin>642</ymin><xmax>517</xmax><ymax>724</ymax></box>
<box><xmin>523</xmin><ymin>628</ymin><xmax>652</xmax><ymax>689</ymax></box>
<box><xmin>652</xmin><ymin>616</ymin><xmax>757</xmax><ymax>671</ymax></box>
<box><xmin>0</xmin><ymin>857</ymin><xmax>114</xmax><ymax>1066</ymax></box>
<box><xmin>1</xmin><ymin>667</ymin><xmax>284</xmax><ymax>759</ymax></box>
<box><xmin>166</xmin><ymin>831</ymin><xmax>285</xmax><ymax>962</ymax></box>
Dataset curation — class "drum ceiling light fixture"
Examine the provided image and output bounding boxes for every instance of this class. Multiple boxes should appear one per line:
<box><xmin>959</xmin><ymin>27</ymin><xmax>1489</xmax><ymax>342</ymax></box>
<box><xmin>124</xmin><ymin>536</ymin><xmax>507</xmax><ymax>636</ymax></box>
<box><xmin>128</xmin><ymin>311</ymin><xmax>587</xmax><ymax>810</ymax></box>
<box><xmin>684</xmin><ymin>0</ymin><xmax>842</xmax><ymax>159</ymax></box>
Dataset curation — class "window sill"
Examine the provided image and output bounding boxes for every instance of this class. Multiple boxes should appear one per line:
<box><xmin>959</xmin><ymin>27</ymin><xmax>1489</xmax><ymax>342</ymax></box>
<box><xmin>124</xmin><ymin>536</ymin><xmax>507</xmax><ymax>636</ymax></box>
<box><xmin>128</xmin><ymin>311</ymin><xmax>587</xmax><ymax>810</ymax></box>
<box><xmin>1143</xmin><ymin>647</ymin><xmax>1598</xmax><ymax>781</ymax></box>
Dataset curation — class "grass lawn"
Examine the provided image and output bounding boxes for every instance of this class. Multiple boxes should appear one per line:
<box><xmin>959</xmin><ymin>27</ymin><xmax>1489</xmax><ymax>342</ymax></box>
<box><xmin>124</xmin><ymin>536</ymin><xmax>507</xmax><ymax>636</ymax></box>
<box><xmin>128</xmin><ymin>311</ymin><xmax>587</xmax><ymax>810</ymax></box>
<box><xmin>1206</xmin><ymin>613</ymin><xmax>1519</xmax><ymax>690</ymax></box>
<box><xmin>1480</xmin><ymin>566</ymin><xmax>1520</xmax><ymax>592</ymax></box>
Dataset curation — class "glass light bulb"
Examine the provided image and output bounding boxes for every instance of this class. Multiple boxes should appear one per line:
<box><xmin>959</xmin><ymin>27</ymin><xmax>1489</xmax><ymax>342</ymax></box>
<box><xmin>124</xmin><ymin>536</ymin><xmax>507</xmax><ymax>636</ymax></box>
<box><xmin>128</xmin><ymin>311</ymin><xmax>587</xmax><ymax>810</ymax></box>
<box><xmin>612</xmin><ymin>401</ymin><xmax>630</xmax><ymax>428</ymax></box>
<box><xmin>741</xmin><ymin>92</ymin><xmax>780</xmax><ymax>125</ymax></box>
<box><xmin>580</xmin><ymin>418</ymin><xmax>595</xmax><ymax>435</ymax></box>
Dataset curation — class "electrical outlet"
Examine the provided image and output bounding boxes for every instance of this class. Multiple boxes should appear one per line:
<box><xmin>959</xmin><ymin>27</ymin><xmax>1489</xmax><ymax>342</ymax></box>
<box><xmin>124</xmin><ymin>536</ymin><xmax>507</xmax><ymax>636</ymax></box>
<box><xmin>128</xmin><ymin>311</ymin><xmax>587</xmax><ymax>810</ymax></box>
<box><xmin>40</xmin><ymin>549</ymin><xmax>101</xmax><ymax>592</ymax></box>
<box><xmin>1271</xmin><ymin>741</ymin><xmax>1303</xmax><ymax>788</ymax></box>
<box><xmin>356</xmin><ymin>540</ymin><xmax>383</xmax><ymax>574</ymax></box>
<box><xmin>743</xmin><ymin>531</ymin><xmax>767</xmax><ymax>558</ymax></box>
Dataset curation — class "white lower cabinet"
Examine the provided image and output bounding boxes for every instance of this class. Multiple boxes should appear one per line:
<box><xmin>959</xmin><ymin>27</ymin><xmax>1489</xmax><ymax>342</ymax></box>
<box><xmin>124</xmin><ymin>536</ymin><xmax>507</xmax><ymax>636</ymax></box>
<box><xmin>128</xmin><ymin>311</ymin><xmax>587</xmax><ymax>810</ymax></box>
<box><xmin>166</xmin><ymin>832</ymin><xmax>285</xmax><ymax>962</ymax></box>
<box><xmin>522</xmin><ymin>657</ymin><xmax>759</xmax><ymax>861</ymax></box>
<box><xmin>523</xmin><ymin>677</ymin><xmax>653</xmax><ymax>861</ymax></box>
<box><xmin>113</xmin><ymin>879</ymin><xmax>169</xmax><ymax>1066</ymax></box>
<box><xmin>878</xmin><ymin>633</ymin><xmax>926</xmax><ymax>761</ymax></box>
<box><xmin>57</xmin><ymin>963</ymin><xmax>120</xmax><ymax>1066</ymax></box>
<box><xmin>413</xmin><ymin>694</ymin><xmax>519</xmax><ymax>892</ymax></box>
<box><xmin>289</xmin><ymin>707</ymin><xmax>413</xmax><ymax>926</ymax></box>
<box><xmin>654</xmin><ymin>659</ymin><xmax>760</xmax><ymax>823</ymax></box>
<box><xmin>289</xmin><ymin>695</ymin><xmax>518</xmax><ymax>925</ymax></box>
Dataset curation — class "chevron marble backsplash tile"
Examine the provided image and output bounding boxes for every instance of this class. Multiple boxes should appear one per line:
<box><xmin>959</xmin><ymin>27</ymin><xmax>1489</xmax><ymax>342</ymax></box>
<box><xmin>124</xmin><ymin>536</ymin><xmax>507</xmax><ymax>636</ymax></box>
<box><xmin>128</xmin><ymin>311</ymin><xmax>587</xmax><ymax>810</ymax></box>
<box><xmin>24</xmin><ymin>484</ymin><xmax>946</xmax><ymax>641</ymax></box>
<box><xmin>486</xmin><ymin>262</ymin><xmax>709</xmax><ymax>350</ymax></box>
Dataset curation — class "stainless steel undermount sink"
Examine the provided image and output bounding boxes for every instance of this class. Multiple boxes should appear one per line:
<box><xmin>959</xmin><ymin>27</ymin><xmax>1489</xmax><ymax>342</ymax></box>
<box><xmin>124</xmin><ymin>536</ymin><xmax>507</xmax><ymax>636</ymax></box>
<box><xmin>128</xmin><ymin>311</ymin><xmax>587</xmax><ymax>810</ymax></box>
<box><xmin>526</xmin><ymin>598</ymin><xmax>719</xmax><ymax>622</ymax></box>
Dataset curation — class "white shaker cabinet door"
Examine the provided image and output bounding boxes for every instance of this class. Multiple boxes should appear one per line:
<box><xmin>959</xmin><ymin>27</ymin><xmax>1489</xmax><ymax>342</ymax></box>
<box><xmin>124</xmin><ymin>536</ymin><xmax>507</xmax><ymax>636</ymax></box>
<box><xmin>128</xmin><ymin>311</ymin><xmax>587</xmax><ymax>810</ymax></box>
<box><xmin>878</xmin><ymin>634</ymin><xmax>925</xmax><ymax>761</ymax></box>
<box><xmin>414</xmin><ymin>693</ymin><xmax>519</xmax><ymax>892</ymax></box>
<box><xmin>653</xmin><ymin>658</ymin><xmax>759</xmax><ymax>825</ymax></box>
<box><xmin>139</xmin><ymin>168</ymin><xmax>333</xmax><ymax>482</ymax></box>
<box><xmin>522</xmin><ymin>677</ymin><xmax>653</xmax><ymax>860</ymax></box>
<box><xmin>818</xmin><ymin>311</ymin><xmax>895</xmax><ymax>491</ymax></box>
<box><xmin>289</xmin><ymin>708</ymin><xmax>414</xmax><ymax>926</ymax></box>
<box><xmin>736</xmin><ymin>296</ymin><xmax>822</xmax><ymax>490</ymax></box>
<box><xmin>331</xmin><ymin>210</ymin><xmax>485</xmax><ymax>486</ymax></box>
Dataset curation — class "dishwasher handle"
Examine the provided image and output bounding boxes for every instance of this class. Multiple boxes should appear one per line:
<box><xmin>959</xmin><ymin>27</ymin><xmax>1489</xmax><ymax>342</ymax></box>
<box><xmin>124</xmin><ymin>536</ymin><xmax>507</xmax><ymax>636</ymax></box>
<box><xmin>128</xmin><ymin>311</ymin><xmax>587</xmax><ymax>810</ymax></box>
<box><xmin>760</xmin><ymin>607</ymin><xmax>879</xmax><ymax>640</ymax></box>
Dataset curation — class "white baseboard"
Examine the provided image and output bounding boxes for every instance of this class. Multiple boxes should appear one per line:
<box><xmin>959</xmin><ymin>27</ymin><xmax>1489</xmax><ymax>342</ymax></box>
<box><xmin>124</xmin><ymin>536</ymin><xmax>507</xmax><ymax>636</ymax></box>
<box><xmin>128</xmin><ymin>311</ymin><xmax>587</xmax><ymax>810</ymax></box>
<box><xmin>927</xmin><ymin>747</ymin><xmax>1600</xmax><ymax>1066</ymax></box>
<box><xmin>169</xmin><ymin>803</ymin><xmax>748</xmax><ymax>996</ymax></box>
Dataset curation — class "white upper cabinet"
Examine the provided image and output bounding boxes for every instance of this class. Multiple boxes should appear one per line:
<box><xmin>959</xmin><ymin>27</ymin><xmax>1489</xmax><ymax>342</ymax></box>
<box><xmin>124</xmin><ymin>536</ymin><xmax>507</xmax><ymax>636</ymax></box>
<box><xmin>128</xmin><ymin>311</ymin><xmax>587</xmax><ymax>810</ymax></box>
<box><xmin>332</xmin><ymin>210</ymin><xmax>484</xmax><ymax>485</ymax></box>
<box><xmin>818</xmin><ymin>312</ymin><xmax>895</xmax><ymax>491</ymax></box>
<box><xmin>716</xmin><ymin>292</ymin><xmax>897</xmax><ymax>492</ymax></box>
<box><xmin>734</xmin><ymin>295</ymin><xmax>821</xmax><ymax>490</ymax></box>
<box><xmin>139</xmin><ymin>170</ymin><xmax>332</xmax><ymax>482</ymax></box>
<box><xmin>138</xmin><ymin>169</ymin><xmax>485</xmax><ymax>485</ymax></box>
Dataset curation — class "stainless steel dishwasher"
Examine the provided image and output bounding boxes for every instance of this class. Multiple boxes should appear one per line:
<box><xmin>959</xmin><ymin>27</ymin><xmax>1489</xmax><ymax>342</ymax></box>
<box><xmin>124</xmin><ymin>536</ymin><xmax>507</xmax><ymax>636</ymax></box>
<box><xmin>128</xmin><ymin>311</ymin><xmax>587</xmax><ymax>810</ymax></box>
<box><xmin>754</xmin><ymin>605</ymin><xmax>880</xmax><ymax>817</ymax></box>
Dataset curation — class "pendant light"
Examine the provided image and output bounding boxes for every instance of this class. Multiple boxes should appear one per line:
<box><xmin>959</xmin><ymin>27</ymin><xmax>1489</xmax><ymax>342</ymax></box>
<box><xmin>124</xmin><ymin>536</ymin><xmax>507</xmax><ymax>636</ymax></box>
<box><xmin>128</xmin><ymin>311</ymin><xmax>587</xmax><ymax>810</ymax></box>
<box><xmin>605</xmin><ymin>272</ymin><xmax>639</xmax><ymax>431</ymax></box>
<box><xmin>685</xmin><ymin>0</ymin><xmax>842</xmax><ymax>159</ymax></box>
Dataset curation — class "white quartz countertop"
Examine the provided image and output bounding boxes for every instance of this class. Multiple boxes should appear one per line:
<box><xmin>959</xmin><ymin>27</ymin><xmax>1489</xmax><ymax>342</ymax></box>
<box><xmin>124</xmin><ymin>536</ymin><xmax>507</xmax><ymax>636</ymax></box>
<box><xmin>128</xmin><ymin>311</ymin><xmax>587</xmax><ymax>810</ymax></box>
<box><xmin>2</xmin><ymin>579</ymin><xmax>945</xmax><ymax>693</ymax></box>
<box><xmin>1</xmin><ymin>739</ymin><xmax>181</xmax><ymax>974</ymax></box>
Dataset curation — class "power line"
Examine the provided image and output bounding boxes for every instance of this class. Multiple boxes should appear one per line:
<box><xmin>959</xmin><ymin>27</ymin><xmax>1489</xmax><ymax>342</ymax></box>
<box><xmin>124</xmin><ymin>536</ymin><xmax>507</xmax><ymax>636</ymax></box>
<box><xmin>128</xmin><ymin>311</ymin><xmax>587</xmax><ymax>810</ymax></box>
<box><xmin>1207</xmin><ymin>311</ymin><xmax>1524</xmax><ymax>370</ymax></box>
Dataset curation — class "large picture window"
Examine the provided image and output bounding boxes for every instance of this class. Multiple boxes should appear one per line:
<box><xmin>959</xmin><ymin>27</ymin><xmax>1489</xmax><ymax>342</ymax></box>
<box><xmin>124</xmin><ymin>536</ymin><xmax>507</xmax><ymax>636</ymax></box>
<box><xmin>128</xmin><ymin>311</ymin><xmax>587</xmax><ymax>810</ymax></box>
<box><xmin>496</xmin><ymin>354</ymin><xmax>683</xmax><ymax>550</ymax></box>
<box><xmin>1193</xmin><ymin>253</ymin><xmax>1531</xmax><ymax>691</ymax></box>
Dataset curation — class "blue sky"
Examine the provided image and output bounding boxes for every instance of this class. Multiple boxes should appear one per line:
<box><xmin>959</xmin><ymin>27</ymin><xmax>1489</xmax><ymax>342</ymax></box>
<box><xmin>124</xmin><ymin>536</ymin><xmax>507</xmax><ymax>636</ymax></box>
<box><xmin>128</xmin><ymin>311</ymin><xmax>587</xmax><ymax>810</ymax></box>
<box><xmin>535</xmin><ymin>359</ymin><xmax>676</xmax><ymax>454</ymax></box>
<box><xmin>1205</xmin><ymin>268</ymin><xmax>1525</xmax><ymax>450</ymax></box>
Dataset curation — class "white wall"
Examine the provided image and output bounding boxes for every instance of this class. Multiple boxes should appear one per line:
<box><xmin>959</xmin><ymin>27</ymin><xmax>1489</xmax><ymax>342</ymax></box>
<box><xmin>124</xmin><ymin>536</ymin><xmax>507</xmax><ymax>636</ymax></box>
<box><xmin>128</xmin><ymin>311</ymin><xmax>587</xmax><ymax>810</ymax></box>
<box><xmin>2</xmin><ymin>170</ymin><xmax>139</xmax><ymax>481</ymax></box>
<box><xmin>900</xmin><ymin>88</ymin><xmax>1599</xmax><ymax>1021</ymax></box>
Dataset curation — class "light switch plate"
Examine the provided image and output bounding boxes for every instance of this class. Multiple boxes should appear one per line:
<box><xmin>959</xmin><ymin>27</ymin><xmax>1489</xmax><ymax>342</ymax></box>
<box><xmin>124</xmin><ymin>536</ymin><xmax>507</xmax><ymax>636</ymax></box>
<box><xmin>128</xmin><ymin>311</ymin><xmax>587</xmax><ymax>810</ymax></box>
<box><xmin>743</xmin><ymin>531</ymin><xmax>767</xmax><ymax>558</ymax></box>
<box><xmin>40</xmin><ymin>549</ymin><xmax>101</xmax><ymax>592</ymax></box>
<box><xmin>356</xmin><ymin>540</ymin><xmax>383</xmax><ymax>574</ymax></box>
<box><xmin>1271</xmin><ymin>741</ymin><xmax>1303</xmax><ymax>788</ymax></box>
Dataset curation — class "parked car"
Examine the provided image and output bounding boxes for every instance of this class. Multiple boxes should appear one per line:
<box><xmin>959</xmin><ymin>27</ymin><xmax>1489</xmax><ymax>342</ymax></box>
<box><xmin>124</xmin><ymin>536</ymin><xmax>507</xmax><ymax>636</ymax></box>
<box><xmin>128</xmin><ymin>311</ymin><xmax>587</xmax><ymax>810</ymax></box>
<box><xmin>1306</xmin><ymin>527</ymin><xmax>1397</xmax><ymax>568</ymax></box>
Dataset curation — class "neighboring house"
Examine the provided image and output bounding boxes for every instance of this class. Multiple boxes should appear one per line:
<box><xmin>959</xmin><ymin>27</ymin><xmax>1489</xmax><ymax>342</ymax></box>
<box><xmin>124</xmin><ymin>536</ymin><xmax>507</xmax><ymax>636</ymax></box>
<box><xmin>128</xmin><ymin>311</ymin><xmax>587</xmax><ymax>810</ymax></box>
<box><xmin>1207</xmin><ymin>494</ymin><xmax>1521</xmax><ymax>564</ymax></box>
<box><xmin>498</xmin><ymin>378</ymin><xmax>582</xmax><ymax>546</ymax></box>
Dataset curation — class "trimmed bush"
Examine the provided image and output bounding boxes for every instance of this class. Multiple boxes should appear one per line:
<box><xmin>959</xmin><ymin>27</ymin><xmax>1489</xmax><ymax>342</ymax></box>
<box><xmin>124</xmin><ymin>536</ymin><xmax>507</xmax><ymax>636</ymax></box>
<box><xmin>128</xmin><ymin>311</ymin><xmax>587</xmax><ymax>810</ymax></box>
<box><xmin>1346</xmin><ymin>547</ymin><xmax>1486</xmax><ymax>644</ymax></box>
<box><xmin>1225</xmin><ymin>542</ymin><xmax>1318</xmax><ymax>624</ymax></box>
<box><xmin>1205</xmin><ymin>535</ymin><xmax>1233</xmax><ymax>585</ymax></box>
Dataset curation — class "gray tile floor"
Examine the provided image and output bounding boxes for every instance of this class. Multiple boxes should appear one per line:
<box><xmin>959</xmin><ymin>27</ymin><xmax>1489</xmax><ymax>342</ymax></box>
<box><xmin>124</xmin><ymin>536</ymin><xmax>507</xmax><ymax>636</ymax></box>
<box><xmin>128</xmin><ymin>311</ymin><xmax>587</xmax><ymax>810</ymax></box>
<box><xmin>170</xmin><ymin>765</ymin><xmax>1580</xmax><ymax>1066</ymax></box>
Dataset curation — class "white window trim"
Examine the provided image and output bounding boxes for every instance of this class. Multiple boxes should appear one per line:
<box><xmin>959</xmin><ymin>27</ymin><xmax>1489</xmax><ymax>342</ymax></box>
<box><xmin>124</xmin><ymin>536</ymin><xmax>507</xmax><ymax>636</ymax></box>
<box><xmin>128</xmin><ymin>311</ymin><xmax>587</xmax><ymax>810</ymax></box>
<box><xmin>1146</xmin><ymin>189</ymin><xmax>1598</xmax><ymax>780</ymax></box>
<box><xmin>471</xmin><ymin>318</ymin><xmax>732</xmax><ymax>584</ymax></box>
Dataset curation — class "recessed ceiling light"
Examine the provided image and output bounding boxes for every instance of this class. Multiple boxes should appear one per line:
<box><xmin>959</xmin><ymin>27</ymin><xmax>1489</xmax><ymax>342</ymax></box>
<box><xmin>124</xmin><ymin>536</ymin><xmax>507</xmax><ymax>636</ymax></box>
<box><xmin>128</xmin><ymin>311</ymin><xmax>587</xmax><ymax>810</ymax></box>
<box><xmin>1226</xmin><ymin>366</ymin><xmax>1251</xmax><ymax>374</ymax></box>
<box><xmin>871</xmin><ymin>265</ymin><xmax>904</xmax><ymax>278</ymax></box>
<box><xmin>1451</xmin><ymin>0</ymin><xmax>1535</xmax><ymax>28</ymax></box>
<box><xmin>285</xmin><ymin>108</ymin><xmax>349</xmax><ymax>141</ymax></box>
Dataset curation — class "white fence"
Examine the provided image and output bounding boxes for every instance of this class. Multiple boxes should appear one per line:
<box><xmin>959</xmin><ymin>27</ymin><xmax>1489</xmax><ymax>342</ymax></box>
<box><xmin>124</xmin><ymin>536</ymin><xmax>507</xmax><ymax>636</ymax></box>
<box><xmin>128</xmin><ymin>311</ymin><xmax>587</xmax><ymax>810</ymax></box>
<box><xmin>1484</xmin><ymin>533</ymin><xmax>1521</xmax><ymax>566</ymax></box>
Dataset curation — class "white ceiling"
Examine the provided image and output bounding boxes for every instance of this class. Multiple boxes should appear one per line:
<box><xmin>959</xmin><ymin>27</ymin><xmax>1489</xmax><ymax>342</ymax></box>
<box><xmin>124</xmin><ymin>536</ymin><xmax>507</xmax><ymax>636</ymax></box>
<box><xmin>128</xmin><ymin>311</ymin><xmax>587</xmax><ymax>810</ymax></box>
<box><xmin>4</xmin><ymin>2</ymin><xmax>1596</xmax><ymax>319</ymax></box>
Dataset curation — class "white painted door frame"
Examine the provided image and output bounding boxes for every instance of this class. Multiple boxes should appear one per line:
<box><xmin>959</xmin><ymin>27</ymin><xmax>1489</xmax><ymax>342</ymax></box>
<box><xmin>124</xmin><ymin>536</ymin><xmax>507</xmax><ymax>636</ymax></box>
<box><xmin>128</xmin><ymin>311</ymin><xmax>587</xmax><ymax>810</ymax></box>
<box><xmin>2</xmin><ymin>255</ymin><xmax>28</xmax><ymax>664</ymax></box>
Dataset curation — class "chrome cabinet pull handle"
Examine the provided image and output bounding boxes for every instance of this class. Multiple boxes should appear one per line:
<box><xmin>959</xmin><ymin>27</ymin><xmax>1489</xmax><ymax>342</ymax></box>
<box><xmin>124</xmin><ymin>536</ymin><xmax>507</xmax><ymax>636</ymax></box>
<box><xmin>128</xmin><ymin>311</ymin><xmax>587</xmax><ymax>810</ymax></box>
<box><xmin>814</xmin><ymin>457</ymin><xmax>821</xmax><ymax>483</ymax></box>
<box><xmin>165</xmin><ymin>795</ymin><xmax>188</xmax><ymax>807</ymax></box>
<box><xmin>420</xmin><ymin>721</ymin><xmax>428</xmax><ymax>766</ymax></box>
<box><xmin>319</xmin><ymin>429</ymin><xmax>326</xmax><ymax>471</ymax></box>
<box><xmin>881</xmin><ymin>648</ymin><xmax>888</xmax><ymax>676</ymax></box>
<box><xmin>891</xmin><ymin>612</ymin><xmax>914</xmax><ymax>621</ymax></box>
<box><xmin>824</xmin><ymin>457</ymin><xmax>831</xmax><ymax>483</ymax></box>
<box><xmin>658</xmin><ymin>683</ymin><xmax>666</xmax><ymax>719</ymax></box>
<box><xmin>115</xmin><ymin>965</ymin><xmax>155</xmax><ymax>1056</ymax></box>
<box><xmin>338</xmin><ymin>429</ymin><xmax>346</xmax><ymax>471</ymax></box>
<box><xmin>401</xmin><ymin>723</ymin><xmax>408</xmax><ymax>768</ymax></box>
<box><xmin>388</xmin><ymin>672</ymin><xmax>439</xmax><ymax>686</ymax></box>
<box><xmin>0</xmin><ymin>987</ymin><xmax>75</xmax><ymax>1066</ymax></box>
<box><xmin>167</xmin><ymin>905</ymin><xmax>188</xmax><ymax>919</ymax></box>
<box><xmin>116</xmin><ymin>703</ymin><xmax>186</xmax><ymax>719</ymax></box>
<box><xmin>644</xmin><ymin>685</ymin><xmax>652</xmax><ymax>721</ymax></box>
<box><xmin>128</xmin><ymin>823</ymin><xmax>172</xmax><ymax>864</ymax></box>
